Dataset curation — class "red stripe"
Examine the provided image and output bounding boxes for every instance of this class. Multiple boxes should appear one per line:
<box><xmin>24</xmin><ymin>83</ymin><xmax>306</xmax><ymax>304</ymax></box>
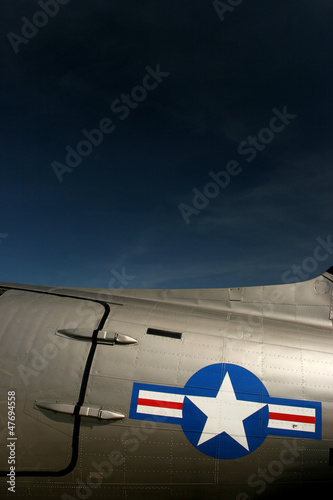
<box><xmin>138</xmin><ymin>398</ymin><xmax>183</xmax><ymax>410</ymax></box>
<box><xmin>269</xmin><ymin>412</ymin><xmax>315</xmax><ymax>424</ymax></box>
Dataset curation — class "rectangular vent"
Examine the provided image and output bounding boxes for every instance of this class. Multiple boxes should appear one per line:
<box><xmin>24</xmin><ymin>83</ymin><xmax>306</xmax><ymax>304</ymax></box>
<box><xmin>146</xmin><ymin>328</ymin><xmax>182</xmax><ymax>340</ymax></box>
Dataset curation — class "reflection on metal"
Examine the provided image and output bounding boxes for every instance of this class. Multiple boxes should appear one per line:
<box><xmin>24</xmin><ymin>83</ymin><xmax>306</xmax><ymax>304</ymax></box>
<box><xmin>56</xmin><ymin>328</ymin><xmax>138</xmax><ymax>345</ymax></box>
<box><xmin>35</xmin><ymin>401</ymin><xmax>126</xmax><ymax>420</ymax></box>
<box><xmin>56</xmin><ymin>328</ymin><xmax>92</xmax><ymax>340</ymax></box>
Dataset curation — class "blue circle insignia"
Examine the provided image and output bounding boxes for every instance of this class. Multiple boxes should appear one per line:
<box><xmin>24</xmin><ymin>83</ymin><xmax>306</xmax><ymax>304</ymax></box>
<box><xmin>181</xmin><ymin>363</ymin><xmax>269</xmax><ymax>459</ymax></box>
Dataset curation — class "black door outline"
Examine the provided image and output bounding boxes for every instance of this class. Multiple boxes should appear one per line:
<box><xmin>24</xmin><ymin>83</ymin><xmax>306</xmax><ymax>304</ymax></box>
<box><xmin>0</xmin><ymin>286</ymin><xmax>119</xmax><ymax>478</ymax></box>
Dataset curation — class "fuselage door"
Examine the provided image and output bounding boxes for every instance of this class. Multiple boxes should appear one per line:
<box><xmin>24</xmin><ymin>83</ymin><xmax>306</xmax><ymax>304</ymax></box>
<box><xmin>0</xmin><ymin>289</ymin><xmax>107</xmax><ymax>473</ymax></box>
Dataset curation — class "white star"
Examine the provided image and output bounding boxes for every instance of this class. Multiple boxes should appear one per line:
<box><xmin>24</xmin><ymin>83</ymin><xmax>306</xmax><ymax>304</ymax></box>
<box><xmin>186</xmin><ymin>372</ymin><xmax>267</xmax><ymax>450</ymax></box>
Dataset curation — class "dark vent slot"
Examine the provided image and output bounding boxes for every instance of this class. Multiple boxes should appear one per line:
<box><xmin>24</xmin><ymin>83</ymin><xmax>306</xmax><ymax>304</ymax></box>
<box><xmin>146</xmin><ymin>328</ymin><xmax>182</xmax><ymax>340</ymax></box>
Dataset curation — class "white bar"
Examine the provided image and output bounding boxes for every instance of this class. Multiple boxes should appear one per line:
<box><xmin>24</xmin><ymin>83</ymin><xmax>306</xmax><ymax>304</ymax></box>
<box><xmin>136</xmin><ymin>405</ymin><xmax>183</xmax><ymax>418</ymax></box>
<box><xmin>268</xmin><ymin>404</ymin><xmax>315</xmax><ymax>417</ymax></box>
<box><xmin>268</xmin><ymin>418</ymin><xmax>315</xmax><ymax>433</ymax></box>
<box><xmin>138</xmin><ymin>390</ymin><xmax>185</xmax><ymax>403</ymax></box>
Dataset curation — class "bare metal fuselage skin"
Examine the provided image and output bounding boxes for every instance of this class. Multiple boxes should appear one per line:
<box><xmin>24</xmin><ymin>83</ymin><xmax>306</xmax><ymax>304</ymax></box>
<box><xmin>1</xmin><ymin>270</ymin><xmax>333</xmax><ymax>499</ymax></box>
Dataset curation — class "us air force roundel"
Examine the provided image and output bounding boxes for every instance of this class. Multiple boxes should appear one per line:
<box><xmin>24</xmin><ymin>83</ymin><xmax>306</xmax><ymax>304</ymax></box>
<box><xmin>129</xmin><ymin>363</ymin><xmax>322</xmax><ymax>459</ymax></box>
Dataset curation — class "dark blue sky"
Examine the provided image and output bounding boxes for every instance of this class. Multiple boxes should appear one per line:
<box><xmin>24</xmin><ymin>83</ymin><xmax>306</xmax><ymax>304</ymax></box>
<box><xmin>1</xmin><ymin>1</ymin><xmax>333</xmax><ymax>289</ymax></box>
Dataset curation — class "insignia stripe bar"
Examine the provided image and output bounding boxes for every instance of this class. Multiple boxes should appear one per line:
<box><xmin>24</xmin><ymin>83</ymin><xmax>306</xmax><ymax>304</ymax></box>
<box><xmin>267</xmin><ymin>401</ymin><xmax>321</xmax><ymax>438</ymax></box>
<box><xmin>131</xmin><ymin>386</ymin><xmax>185</xmax><ymax>421</ymax></box>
